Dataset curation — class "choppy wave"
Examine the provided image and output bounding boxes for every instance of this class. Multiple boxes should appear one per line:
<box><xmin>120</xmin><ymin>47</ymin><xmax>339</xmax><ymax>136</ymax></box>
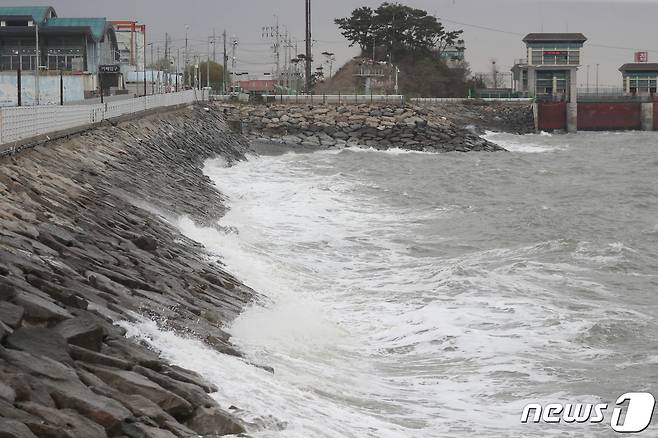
<box><xmin>128</xmin><ymin>132</ymin><xmax>658</xmax><ymax>437</ymax></box>
<box><xmin>483</xmin><ymin>131</ymin><xmax>569</xmax><ymax>153</ymax></box>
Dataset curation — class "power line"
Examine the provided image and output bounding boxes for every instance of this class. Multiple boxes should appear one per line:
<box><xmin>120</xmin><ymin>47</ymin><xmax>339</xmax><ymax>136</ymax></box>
<box><xmin>440</xmin><ymin>17</ymin><xmax>658</xmax><ymax>53</ymax></box>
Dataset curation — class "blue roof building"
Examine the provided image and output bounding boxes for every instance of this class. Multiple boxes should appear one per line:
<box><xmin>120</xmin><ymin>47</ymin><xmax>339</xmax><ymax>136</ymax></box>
<box><xmin>0</xmin><ymin>6</ymin><xmax>56</xmax><ymax>24</ymax></box>
<box><xmin>0</xmin><ymin>5</ymin><xmax>120</xmax><ymax>96</ymax></box>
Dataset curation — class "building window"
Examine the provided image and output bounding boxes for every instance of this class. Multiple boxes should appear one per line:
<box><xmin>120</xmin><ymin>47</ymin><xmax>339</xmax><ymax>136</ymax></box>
<box><xmin>6</xmin><ymin>20</ymin><xmax>29</xmax><ymax>27</ymax></box>
<box><xmin>543</xmin><ymin>52</ymin><xmax>568</xmax><ymax>64</ymax></box>
<box><xmin>46</xmin><ymin>47</ymin><xmax>84</xmax><ymax>71</ymax></box>
<box><xmin>0</xmin><ymin>56</ymin><xmax>14</xmax><ymax>70</ymax></box>
<box><xmin>629</xmin><ymin>77</ymin><xmax>657</xmax><ymax>94</ymax></box>
<box><xmin>529</xmin><ymin>46</ymin><xmax>581</xmax><ymax>65</ymax></box>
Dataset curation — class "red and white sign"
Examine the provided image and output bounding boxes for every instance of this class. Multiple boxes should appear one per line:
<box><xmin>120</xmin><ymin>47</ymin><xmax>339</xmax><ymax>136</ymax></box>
<box><xmin>634</xmin><ymin>51</ymin><xmax>649</xmax><ymax>63</ymax></box>
<box><xmin>239</xmin><ymin>80</ymin><xmax>275</xmax><ymax>92</ymax></box>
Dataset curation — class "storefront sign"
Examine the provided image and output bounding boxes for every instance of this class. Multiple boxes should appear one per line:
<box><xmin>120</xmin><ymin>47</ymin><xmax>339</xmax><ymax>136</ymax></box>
<box><xmin>98</xmin><ymin>64</ymin><xmax>120</xmax><ymax>73</ymax></box>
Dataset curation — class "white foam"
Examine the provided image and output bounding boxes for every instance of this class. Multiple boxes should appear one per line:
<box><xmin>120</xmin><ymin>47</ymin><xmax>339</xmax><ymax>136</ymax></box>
<box><xmin>127</xmin><ymin>151</ymin><xmax>629</xmax><ymax>437</ymax></box>
<box><xmin>482</xmin><ymin>131</ymin><xmax>568</xmax><ymax>153</ymax></box>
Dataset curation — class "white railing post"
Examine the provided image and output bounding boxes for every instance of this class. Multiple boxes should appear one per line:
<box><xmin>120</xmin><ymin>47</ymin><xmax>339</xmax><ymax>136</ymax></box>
<box><xmin>0</xmin><ymin>90</ymin><xmax>197</xmax><ymax>147</ymax></box>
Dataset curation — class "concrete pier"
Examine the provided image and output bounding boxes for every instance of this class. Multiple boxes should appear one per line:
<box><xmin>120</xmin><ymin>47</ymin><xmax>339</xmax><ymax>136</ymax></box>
<box><xmin>567</xmin><ymin>103</ymin><xmax>578</xmax><ymax>133</ymax></box>
<box><xmin>641</xmin><ymin>102</ymin><xmax>654</xmax><ymax>131</ymax></box>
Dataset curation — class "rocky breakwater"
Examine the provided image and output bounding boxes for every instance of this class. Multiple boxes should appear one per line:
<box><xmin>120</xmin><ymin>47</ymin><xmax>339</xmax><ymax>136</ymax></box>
<box><xmin>422</xmin><ymin>101</ymin><xmax>535</xmax><ymax>134</ymax></box>
<box><xmin>219</xmin><ymin>103</ymin><xmax>505</xmax><ymax>152</ymax></box>
<box><xmin>0</xmin><ymin>106</ymin><xmax>261</xmax><ymax>437</ymax></box>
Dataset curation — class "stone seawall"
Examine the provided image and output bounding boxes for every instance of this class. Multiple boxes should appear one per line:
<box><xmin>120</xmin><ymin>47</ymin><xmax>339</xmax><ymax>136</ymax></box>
<box><xmin>219</xmin><ymin>103</ymin><xmax>505</xmax><ymax>152</ymax></box>
<box><xmin>0</xmin><ymin>106</ymin><xmax>260</xmax><ymax>436</ymax></box>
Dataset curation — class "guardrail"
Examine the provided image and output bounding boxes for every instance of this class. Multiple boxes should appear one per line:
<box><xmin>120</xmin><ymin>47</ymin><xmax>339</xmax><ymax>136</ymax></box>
<box><xmin>0</xmin><ymin>89</ymin><xmax>208</xmax><ymax>147</ymax></box>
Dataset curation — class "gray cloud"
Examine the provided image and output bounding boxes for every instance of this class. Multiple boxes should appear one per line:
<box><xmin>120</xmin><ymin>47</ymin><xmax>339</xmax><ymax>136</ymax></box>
<box><xmin>4</xmin><ymin>0</ymin><xmax>656</xmax><ymax>87</ymax></box>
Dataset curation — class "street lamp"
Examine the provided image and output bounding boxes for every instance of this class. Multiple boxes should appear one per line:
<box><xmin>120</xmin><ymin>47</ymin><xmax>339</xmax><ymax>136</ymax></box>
<box><xmin>207</xmin><ymin>38</ymin><xmax>214</xmax><ymax>89</ymax></box>
<box><xmin>146</xmin><ymin>42</ymin><xmax>155</xmax><ymax>94</ymax></box>
<box><xmin>184</xmin><ymin>24</ymin><xmax>190</xmax><ymax>87</ymax></box>
<box><xmin>35</xmin><ymin>22</ymin><xmax>40</xmax><ymax>105</ymax></box>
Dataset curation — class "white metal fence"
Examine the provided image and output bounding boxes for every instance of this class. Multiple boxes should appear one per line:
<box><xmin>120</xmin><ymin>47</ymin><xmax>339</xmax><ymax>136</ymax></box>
<box><xmin>259</xmin><ymin>94</ymin><xmax>406</xmax><ymax>105</ymax></box>
<box><xmin>211</xmin><ymin>94</ymin><xmax>533</xmax><ymax>106</ymax></box>
<box><xmin>412</xmin><ymin>97</ymin><xmax>534</xmax><ymax>104</ymax></box>
<box><xmin>0</xmin><ymin>89</ymin><xmax>208</xmax><ymax>146</ymax></box>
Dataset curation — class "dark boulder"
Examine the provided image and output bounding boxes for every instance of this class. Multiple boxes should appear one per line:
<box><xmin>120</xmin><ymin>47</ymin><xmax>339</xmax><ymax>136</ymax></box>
<box><xmin>0</xmin><ymin>380</ymin><xmax>17</xmax><ymax>403</ymax></box>
<box><xmin>54</xmin><ymin>314</ymin><xmax>106</xmax><ymax>351</ymax></box>
<box><xmin>133</xmin><ymin>365</ymin><xmax>216</xmax><ymax>409</ymax></box>
<box><xmin>0</xmin><ymin>320</ymin><xmax>12</xmax><ymax>341</ymax></box>
<box><xmin>47</xmin><ymin>380</ymin><xmax>132</xmax><ymax>431</ymax></box>
<box><xmin>0</xmin><ymin>419</ymin><xmax>39</xmax><ymax>438</ymax></box>
<box><xmin>70</xmin><ymin>344</ymin><xmax>132</xmax><ymax>369</ymax></box>
<box><xmin>102</xmin><ymin>337</ymin><xmax>163</xmax><ymax>369</ymax></box>
<box><xmin>6</xmin><ymin>327</ymin><xmax>72</xmax><ymax>365</ymax></box>
<box><xmin>159</xmin><ymin>365</ymin><xmax>218</xmax><ymax>394</ymax></box>
<box><xmin>13</xmin><ymin>292</ymin><xmax>72</xmax><ymax>323</ymax></box>
<box><xmin>0</xmin><ymin>347</ymin><xmax>77</xmax><ymax>382</ymax></box>
<box><xmin>186</xmin><ymin>406</ymin><xmax>246</xmax><ymax>436</ymax></box>
<box><xmin>0</xmin><ymin>276</ymin><xmax>18</xmax><ymax>300</ymax></box>
<box><xmin>0</xmin><ymin>300</ymin><xmax>25</xmax><ymax>328</ymax></box>
<box><xmin>108</xmin><ymin>393</ymin><xmax>176</xmax><ymax>427</ymax></box>
<box><xmin>85</xmin><ymin>365</ymin><xmax>192</xmax><ymax>420</ymax></box>
<box><xmin>132</xmin><ymin>235</ymin><xmax>158</xmax><ymax>252</ymax></box>
<box><xmin>17</xmin><ymin>401</ymin><xmax>108</xmax><ymax>438</ymax></box>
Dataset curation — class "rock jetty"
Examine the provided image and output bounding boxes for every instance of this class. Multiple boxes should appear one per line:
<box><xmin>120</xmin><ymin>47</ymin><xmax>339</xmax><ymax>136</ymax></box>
<box><xmin>0</xmin><ymin>106</ymin><xmax>257</xmax><ymax>437</ymax></box>
<box><xmin>420</xmin><ymin>101</ymin><xmax>535</xmax><ymax>134</ymax></box>
<box><xmin>218</xmin><ymin>103</ymin><xmax>505</xmax><ymax>152</ymax></box>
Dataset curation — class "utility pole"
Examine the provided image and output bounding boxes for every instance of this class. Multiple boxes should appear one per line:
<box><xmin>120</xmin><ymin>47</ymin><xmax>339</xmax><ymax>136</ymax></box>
<box><xmin>164</xmin><ymin>33</ymin><xmax>170</xmax><ymax>91</ymax></box>
<box><xmin>164</xmin><ymin>33</ymin><xmax>168</xmax><ymax>69</ymax></box>
<box><xmin>284</xmin><ymin>34</ymin><xmax>291</xmax><ymax>89</ymax></box>
<box><xmin>212</xmin><ymin>29</ymin><xmax>217</xmax><ymax>62</ymax></box>
<box><xmin>231</xmin><ymin>36</ymin><xmax>238</xmax><ymax>93</ymax></box>
<box><xmin>195</xmin><ymin>55</ymin><xmax>200</xmax><ymax>90</ymax></box>
<box><xmin>143</xmin><ymin>28</ymin><xmax>147</xmax><ymax>96</ymax></box>
<box><xmin>176</xmin><ymin>48</ymin><xmax>180</xmax><ymax>92</ymax></box>
<box><xmin>35</xmin><ymin>23</ymin><xmax>40</xmax><ymax>105</ymax></box>
<box><xmin>207</xmin><ymin>37</ymin><xmax>211</xmax><ymax>89</ymax></box>
<box><xmin>262</xmin><ymin>19</ymin><xmax>281</xmax><ymax>87</ymax></box>
<box><xmin>275</xmin><ymin>19</ymin><xmax>280</xmax><ymax>87</ymax></box>
<box><xmin>492</xmin><ymin>59</ymin><xmax>498</xmax><ymax>89</ymax></box>
<box><xmin>596</xmin><ymin>63</ymin><xmax>600</xmax><ymax>95</ymax></box>
<box><xmin>157</xmin><ymin>46</ymin><xmax>161</xmax><ymax>93</ymax></box>
<box><xmin>394</xmin><ymin>65</ymin><xmax>399</xmax><ymax>94</ymax></box>
<box><xmin>150</xmin><ymin>43</ymin><xmax>154</xmax><ymax>94</ymax></box>
<box><xmin>305</xmin><ymin>0</ymin><xmax>312</xmax><ymax>93</ymax></box>
<box><xmin>185</xmin><ymin>25</ymin><xmax>190</xmax><ymax>87</ymax></box>
<box><xmin>222</xmin><ymin>30</ymin><xmax>228</xmax><ymax>94</ymax></box>
<box><xmin>322</xmin><ymin>51</ymin><xmax>335</xmax><ymax>79</ymax></box>
<box><xmin>16</xmin><ymin>63</ymin><xmax>21</xmax><ymax>106</ymax></box>
<box><xmin>372</xmin><ymin>32</ymin><xmax>376</xmax><ymax>61</ymax></box>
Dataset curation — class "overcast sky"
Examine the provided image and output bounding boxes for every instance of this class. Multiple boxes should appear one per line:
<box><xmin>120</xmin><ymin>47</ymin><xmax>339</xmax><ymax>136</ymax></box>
<box><xmin>4</xmin><ymin>0</ymin><xmax>658</xmax><ymax>87</ymax></box>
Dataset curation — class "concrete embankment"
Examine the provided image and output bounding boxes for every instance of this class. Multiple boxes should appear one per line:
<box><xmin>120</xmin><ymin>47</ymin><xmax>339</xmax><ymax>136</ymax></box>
<box><xmin>0</xmin><ymin>106</ymin><xmax>258</xmax><ymax>437</ymax></box>
<box><xmin>219</xmin><ymin>103</ymin><xmax>507</xmax><ymax>152</ymax></box>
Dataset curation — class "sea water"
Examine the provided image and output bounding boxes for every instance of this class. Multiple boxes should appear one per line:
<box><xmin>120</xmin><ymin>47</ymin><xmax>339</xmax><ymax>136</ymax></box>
<box><xmin>125</xmin><ymin>131</ymin><xmax>658</xmax><ymax>437</ymax></box>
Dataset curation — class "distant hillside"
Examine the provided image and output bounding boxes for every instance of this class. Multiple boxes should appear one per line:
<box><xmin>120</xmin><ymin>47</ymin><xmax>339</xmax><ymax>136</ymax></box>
<box><xmin>314</xmin><ymin>59</ymin><xmax>365</xmax><ymax>95</ymax></box>
<box><xmin>315</xmin><ymin>55</ymin><xmax>472</xmax><ymax>98</ymax></box>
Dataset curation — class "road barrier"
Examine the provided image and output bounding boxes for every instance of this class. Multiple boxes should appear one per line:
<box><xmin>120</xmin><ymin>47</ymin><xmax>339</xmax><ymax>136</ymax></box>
<box><xmin>0</xmin><ymin>89</ymin><xmax>208</xmax><ymax>148</ymax></box>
